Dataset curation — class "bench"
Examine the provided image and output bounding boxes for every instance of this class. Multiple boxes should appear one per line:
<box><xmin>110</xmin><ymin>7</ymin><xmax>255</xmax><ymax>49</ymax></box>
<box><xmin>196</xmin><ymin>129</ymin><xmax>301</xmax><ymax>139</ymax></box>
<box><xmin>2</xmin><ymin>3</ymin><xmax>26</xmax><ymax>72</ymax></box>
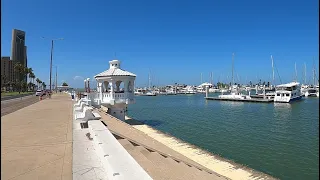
<box><xmin>74</xmin><ymin>106</ymin><xmax>101</xmax><ymax>122</ymax></box>
<box><xmin>74</xmin><ymin>99</ymin><xmax>85</xmax><ymax>107</ymax></box>
<box><xmin>92</xmin><ymin>112</ymin><xmax>101</xmax><ymax>119</ymax></box>
<box><xmin>74</xmin><ymin>102</ymin><xmax>87</xmax><ymax>112</ymax></box>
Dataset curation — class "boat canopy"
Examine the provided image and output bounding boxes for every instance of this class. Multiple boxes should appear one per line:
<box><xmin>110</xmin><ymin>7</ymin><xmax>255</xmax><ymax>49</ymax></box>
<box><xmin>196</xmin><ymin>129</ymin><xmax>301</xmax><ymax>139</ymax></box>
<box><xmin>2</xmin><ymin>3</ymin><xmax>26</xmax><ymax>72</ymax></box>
<box><xmin>198</xmin><ymin>82</ymin><xmax>213</xmax><ymax>87</ymax></box>
<box><xmin>276</xmin><ymin>82</ymin><xmax>300</xmax><ymax>88</ymax></box>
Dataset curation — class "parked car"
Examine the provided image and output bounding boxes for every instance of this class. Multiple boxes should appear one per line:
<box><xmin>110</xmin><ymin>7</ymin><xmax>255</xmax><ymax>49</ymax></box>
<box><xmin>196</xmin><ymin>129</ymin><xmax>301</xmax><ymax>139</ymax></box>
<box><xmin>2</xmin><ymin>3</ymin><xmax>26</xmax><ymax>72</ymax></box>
<box><xmin>35</xmin><ymin>90</ymin><xmax>43</xmax><ymax>96</ymax></box>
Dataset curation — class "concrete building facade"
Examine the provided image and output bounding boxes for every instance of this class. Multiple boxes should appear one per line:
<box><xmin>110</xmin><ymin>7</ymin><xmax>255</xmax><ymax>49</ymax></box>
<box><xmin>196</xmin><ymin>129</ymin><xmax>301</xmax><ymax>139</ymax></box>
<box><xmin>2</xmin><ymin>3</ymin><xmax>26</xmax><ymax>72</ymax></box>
<box><xmin>1</xmin><ymin>57</ymin><xmax>14</xmax><ymax>87</ymax></box>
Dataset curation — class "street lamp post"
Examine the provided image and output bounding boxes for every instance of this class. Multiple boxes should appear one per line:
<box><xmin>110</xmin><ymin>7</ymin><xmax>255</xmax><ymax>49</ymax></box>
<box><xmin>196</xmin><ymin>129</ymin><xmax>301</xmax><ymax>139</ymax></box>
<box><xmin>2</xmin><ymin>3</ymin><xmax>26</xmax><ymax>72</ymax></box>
<box><xmin>42</xmin><ymin>37</ymin><xmax>63</xmax><ymax>92</ymax></box>
<box><xmin>84</xmin><ymin>79</ymin><xmax>87</xmax><ymax>92</ymax></box>
<box><xmin>87</xmin><ymin>78</ymin><xmax>90</xmax><ymax>93</ymax></box>
<box><xmin>53</xmin><ymin>65</ymin><xmax>58</xmax><ymax>93</ymax></box>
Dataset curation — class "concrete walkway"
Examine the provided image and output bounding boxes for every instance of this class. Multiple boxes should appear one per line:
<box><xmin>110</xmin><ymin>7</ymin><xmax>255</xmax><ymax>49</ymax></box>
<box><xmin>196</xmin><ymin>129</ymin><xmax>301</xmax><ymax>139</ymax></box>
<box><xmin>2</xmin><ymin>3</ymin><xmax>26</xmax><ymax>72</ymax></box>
<box><xmin>1</xmin><ymin>94</ymin><xmax>73</xmax><ymax>180</ymax></box>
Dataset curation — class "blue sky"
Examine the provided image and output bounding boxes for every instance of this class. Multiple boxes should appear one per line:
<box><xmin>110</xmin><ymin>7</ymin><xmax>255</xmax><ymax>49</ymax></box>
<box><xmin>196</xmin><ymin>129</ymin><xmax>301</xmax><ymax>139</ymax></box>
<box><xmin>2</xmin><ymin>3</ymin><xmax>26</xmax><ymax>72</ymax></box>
<box><xmin>1</xmin><ymin>0</ymin><xmax>319</xmax><ymax>88</ymax></box>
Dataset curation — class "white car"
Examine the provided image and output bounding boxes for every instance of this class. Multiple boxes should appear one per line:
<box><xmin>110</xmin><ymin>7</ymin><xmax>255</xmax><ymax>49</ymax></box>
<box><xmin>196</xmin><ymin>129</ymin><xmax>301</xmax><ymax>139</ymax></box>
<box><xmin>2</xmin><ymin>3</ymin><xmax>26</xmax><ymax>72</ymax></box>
<box><xmin>35</xmin><ymin>90</ymin><xmax>43</xmax><ymax>96</ymax></box>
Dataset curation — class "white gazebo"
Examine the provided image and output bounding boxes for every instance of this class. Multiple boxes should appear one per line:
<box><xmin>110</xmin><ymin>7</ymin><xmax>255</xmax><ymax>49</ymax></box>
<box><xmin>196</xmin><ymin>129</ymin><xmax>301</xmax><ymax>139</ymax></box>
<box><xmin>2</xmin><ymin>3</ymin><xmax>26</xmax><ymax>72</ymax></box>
<box><xmin>90</xmin><ymin>59</ymin><xmax>136</xmax><ymax>120</ymax></box>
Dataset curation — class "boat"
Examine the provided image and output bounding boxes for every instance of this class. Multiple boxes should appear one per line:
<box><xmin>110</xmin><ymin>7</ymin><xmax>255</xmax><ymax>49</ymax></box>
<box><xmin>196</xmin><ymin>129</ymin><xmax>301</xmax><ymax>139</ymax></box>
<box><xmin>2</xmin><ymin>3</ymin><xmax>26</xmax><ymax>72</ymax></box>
<box><xmin>218</xmin><ymin>85</ymin><xmax>251</xmax><ymax>100</ymax></box>
<box><xmin>179</xmin><ymin>86</ymin><xmax>196</xmax><ymax>94</ymax></box>
<box><xmin>209</xmin><ymin>87</ymin><xmax>220</xmax><ymax>93</ymax></box>
<box><xmin>305</xmin><ymin>88</ymin><xmax>318</xmax><ymax>97</ymax></box>
<box><xmin>134</xmin><ymin>88</ymin><xmax>145</xmax><ymax>95</ymax></box>
<box><xmin>134</xmin><ymin>88</ymin><xmax>157</xmax><ymax>96</ymax></box>
<box><xmin>218</xmin><ymin>53</ymin><xmax>251</xmax><ymax>100</ymax></box>
<box><xmin>274</xmin><ymin>82</ymin><xmax>303</xmax><ymax>103</ymax></box>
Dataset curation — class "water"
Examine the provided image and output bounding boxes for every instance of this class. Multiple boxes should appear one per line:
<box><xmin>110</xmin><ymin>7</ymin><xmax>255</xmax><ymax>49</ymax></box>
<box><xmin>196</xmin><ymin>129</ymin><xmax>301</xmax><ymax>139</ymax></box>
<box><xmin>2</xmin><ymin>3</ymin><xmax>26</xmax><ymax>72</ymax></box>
<box><xmin>127</xmin><ymin>93</ymin><xmax>319</xmax><ymax>180</ymax></box>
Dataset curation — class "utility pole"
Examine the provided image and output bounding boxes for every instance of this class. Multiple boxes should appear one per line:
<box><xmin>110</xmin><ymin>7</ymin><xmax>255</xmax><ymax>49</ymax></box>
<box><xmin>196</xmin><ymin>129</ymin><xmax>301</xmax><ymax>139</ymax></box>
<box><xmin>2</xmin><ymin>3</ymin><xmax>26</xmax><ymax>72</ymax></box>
<box><xmin>55</xmin><ymin>66</ymin><xmax>58</xmax><ymax>93</ymax></box>
<box><xmin>50</xmin><ymin>40</ymin><xmax>53</xmax><ymax>91</ymax></box>
<box><xmin>42</xmin><ymin>37</ymin><xmax>63</xmax><ymax>92</ymax></box>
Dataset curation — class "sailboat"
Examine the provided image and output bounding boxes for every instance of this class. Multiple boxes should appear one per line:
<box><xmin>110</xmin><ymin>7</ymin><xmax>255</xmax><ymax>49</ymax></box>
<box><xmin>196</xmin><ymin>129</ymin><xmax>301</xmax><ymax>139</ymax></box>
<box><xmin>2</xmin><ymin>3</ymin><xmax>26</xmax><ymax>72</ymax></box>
<box><xmin>305</xmin><ymin>60</ymin><xmax>319</xmax><ymax>97</ymax></box>
<box><xmin>136</xmin><ymin>71</ymin><xmax>156</xmax><ymax>96</ymax></box>
<box><xmin>218</xmin><ymin>53</ymin><xmax>251</xmax><ymax>100</ymax></box>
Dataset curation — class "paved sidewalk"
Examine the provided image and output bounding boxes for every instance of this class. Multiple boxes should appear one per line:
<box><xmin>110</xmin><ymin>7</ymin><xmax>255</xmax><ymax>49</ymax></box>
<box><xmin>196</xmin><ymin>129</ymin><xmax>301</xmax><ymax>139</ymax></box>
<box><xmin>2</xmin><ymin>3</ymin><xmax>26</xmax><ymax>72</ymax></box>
<box><xmin>1</xmin><ymin>94</ymin><xmax>73</xmax><ymax>180</ymax></box>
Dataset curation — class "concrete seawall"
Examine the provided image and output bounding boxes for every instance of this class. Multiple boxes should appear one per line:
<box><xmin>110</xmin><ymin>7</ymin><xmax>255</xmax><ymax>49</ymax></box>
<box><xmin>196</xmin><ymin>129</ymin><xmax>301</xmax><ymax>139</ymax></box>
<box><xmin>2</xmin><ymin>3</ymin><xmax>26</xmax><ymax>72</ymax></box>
<box><xmin>124</xmin><ymin>116</ymin><xmax>277</xmax><ymax>180</ymax></box>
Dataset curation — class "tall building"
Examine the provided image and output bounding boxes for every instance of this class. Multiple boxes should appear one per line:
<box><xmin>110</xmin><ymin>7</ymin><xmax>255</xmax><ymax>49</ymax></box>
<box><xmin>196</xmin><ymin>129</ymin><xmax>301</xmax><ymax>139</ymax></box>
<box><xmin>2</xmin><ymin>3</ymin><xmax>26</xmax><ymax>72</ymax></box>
<box><xmin>1</xmin><ymin>57</ymin><xmax>14</xmax><ymax>87</ymax></box>
<box><xmin>11</xmin><ymin>29</ymin><xmax>28</xmax><ymax>82</ymax></box>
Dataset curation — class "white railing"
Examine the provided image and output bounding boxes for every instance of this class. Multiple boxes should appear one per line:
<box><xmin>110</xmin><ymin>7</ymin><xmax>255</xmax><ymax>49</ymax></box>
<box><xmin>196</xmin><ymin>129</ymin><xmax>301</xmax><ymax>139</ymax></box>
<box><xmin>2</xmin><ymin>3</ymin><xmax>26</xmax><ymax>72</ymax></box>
<box><xmin>87</xmin><ymin>92</ymin><xmax>135</xmax><ymax>105</ymax></box>
<box><xmin>88</xmin><ymin>120</ymin><xmax>152</xmax><ymax>180</ymax></box>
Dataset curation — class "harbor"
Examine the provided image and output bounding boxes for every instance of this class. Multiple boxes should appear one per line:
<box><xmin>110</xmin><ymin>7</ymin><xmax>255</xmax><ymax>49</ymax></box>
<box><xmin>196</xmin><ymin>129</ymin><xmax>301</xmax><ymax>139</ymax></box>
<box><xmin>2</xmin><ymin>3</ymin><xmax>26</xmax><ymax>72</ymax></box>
<box><xmin>127</xmin><ymin>93</ymin><xmax>319</xmax><ymax>180</ymax></box>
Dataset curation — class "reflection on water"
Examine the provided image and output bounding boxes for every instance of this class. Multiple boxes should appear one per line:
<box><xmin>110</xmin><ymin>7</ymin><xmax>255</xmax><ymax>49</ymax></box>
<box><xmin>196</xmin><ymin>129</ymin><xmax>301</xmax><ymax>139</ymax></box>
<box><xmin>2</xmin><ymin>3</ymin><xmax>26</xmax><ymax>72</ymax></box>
<box><xmin>219</xmin><ymin>101</ymin><xmax>245</xmax><ymax>107</ymax></box>
<box><xmin>274</xmin><ymin>102</ymin><xmax>292</xmax><ymax>108</ymax></box>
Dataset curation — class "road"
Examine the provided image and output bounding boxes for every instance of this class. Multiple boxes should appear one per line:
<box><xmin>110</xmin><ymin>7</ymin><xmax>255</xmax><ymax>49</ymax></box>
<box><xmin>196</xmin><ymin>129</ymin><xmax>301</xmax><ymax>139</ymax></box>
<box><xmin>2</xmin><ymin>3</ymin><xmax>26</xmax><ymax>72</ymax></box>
<box><xmin>1</xmin><ymin>93</ymin><xmax>34</xmax><ymax>101</ymax></box>
<box><xmin>1</xmin><ymin>95</ymin><xmax>46</xmax><ymax>117</ymax></box>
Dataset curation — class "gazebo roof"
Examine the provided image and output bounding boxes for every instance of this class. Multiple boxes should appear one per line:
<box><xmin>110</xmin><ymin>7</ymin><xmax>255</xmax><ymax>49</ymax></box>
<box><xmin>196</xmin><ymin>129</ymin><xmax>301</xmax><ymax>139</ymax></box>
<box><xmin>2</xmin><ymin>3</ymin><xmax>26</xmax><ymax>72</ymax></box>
<box><xmin>94</xmin><ymin>59</ymin><xmax>136</xmax><ymax>78</ymax></box>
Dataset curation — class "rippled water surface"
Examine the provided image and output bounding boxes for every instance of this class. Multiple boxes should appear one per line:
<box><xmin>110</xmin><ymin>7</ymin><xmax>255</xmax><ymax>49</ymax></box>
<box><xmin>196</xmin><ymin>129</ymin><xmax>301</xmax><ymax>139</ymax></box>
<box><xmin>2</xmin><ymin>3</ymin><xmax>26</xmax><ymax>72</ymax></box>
<box><xmin>127</xmin><ymin>94</ymin><xmax>319</xmax><ymax>180</ymax></box>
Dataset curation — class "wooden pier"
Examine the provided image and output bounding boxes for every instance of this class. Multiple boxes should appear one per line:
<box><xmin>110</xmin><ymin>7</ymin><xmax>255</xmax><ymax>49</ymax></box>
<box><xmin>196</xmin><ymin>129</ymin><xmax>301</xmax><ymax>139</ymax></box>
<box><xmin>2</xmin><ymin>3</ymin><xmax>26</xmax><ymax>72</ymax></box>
<box><xmin>205</xmin><ymin>96</ymin><xmax>274</xmax><ymax>103</ymax></box>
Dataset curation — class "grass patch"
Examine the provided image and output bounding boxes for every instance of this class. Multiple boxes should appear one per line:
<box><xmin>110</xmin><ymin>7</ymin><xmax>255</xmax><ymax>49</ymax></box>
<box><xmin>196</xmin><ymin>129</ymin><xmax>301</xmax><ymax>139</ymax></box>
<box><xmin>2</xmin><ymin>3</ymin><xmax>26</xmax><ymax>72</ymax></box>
<box><xmin>1</xmin><ymin>92</ymin><xmax>32</xmax><ymax>97</ymax></box>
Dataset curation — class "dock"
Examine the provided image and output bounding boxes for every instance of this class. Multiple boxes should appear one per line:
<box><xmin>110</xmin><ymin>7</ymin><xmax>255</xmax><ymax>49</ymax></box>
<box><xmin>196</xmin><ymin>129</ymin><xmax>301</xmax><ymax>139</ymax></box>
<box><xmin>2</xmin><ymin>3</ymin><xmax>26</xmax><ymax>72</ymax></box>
<box><xmin>205</xmin><ymin>96</ymin><xmax>274</xmax><ymax>103</ymax></box>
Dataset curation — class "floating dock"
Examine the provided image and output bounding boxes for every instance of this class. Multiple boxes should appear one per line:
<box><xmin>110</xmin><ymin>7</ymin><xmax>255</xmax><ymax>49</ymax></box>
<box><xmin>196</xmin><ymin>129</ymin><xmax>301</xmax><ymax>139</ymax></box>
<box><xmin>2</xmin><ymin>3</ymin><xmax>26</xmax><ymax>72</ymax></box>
<box><xmin>205</xmin><ymin>96</ymin><xmax>274</xmax><ymax>103</ymax></box>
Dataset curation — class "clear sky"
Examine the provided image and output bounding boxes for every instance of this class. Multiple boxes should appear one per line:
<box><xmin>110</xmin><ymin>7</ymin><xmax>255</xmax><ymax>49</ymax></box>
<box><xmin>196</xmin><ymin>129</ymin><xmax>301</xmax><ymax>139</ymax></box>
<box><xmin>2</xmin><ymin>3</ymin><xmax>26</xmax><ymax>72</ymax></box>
<box><xmin>1</xmin><ymin>0</ymin><xmax>319</xmax><ymax>88</ymax></box>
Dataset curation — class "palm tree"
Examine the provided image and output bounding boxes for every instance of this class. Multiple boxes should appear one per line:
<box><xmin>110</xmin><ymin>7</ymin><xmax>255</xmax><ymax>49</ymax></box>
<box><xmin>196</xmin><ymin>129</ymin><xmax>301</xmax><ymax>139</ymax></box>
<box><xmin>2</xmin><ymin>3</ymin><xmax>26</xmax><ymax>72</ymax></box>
<box><xmin>28</xmin><ymin>68</ymin><xmax>34</xmax><ymax>91</ymax></box>
<box><xmin>39</xmin><ymin>80</ymin><xmax>42</xmax><ymax>90</ymax></box>
<box><xmin>14</xmin><ymin>62</ymin><xmax>25</xmax><ymax>92</ymax></box>
<box><xmin>36</xmin><ymin>78</ymin><xmax>40</xmax><ymax>90</ymax></box>
<box><xmin>42</xmin><ymin>82</ymin><xmax>46</xmax><ymax>90</ymax></box>
<box><xmin>30</xmin><ymin>73</ymin><xmax>36</xmax><ymax>91</ymax></box>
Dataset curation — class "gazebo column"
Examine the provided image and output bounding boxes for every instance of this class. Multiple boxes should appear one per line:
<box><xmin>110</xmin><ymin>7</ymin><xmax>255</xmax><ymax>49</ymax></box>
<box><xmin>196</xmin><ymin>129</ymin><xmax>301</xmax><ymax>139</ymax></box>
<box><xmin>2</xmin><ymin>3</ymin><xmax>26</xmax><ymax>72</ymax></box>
<box><xmin>98</xmin><ymin>81</ymin><xmax>103</xmax><ymax>102</ymax></box>
<box><xmin>109</xmin><ymin>80</ymin><xmax>115</xmax><ymax>99</ymax></box>
<box><xmin>116</xmin><ymin>81</ymin><xmax>121</xmax><ymax>92</ymax></box>
<box><xmin>123</xmin><ymin>79</ymin><xmax>129</xmax><ymax>98</ymax></box>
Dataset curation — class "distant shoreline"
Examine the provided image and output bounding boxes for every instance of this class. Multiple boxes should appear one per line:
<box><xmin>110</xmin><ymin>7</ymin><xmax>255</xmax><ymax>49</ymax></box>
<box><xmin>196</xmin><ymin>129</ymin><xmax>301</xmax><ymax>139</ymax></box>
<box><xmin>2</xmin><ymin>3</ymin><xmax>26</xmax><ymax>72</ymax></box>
<box><xmin>124</xmin><ymin>116</ymin><xmax>277</xmax><ymax>180</ymax></box>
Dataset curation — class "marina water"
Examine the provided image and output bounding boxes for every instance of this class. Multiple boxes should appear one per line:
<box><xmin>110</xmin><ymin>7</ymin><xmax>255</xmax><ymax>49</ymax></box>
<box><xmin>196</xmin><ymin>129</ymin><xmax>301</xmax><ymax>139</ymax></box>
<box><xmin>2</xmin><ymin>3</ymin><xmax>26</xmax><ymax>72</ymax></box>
<box><xmin>127</xmin><ymin>93</ymin><xmax>319</xmax><ymax>180</ymax></box>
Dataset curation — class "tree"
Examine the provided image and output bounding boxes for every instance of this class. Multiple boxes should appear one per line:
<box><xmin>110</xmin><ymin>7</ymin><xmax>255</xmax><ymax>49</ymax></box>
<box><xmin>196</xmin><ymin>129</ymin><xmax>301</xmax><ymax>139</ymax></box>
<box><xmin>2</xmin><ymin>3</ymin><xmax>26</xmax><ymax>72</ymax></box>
<box><xmin>42</xmin><ymin>82</ymin><xmax>46</xmax><ymax>90</ymax></box>
<box><xmin>28</xmin><ymin>82</ymin><xmax>33</xmax><ymax>91</ymax></box>
<box><xmin>36</xmin><ymin>78</ymin><xmax>40</xmax><ymax>90</ymax></box>
<box><xmin>262</xmin><ymin>81</ymin><xmax>266</xmax><ymax>86</ymax></box>
<box><xmin>14</xmin><ymin>62</ymin><xmax>24</xmax><ymax>92</ymax></box>
<box><xmin>62</xmin><ymin>82</ymin><xmax>68</xmax><ymax>86</ymax></box>
<box><xmin>267</xmin><ymin>82</ymin><xmax>270</xmax><ymax>87</ymax></box>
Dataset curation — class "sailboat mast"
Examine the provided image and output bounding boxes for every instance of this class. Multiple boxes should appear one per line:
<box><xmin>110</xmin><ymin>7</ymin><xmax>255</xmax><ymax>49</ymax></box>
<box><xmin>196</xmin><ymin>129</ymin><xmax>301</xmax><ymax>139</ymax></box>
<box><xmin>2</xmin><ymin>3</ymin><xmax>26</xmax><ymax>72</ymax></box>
<box><xmin>295</xmin><ymin>62</ymin><xmax>297</xmax><ymax>82</ymax></box>
<box><xmin>148</xmin><ymin>71</ymin><xmax>151</xmax><ymax>89</ymax></box>
<box><xmin>304</xmin><ymin>63</ymin><xmax>307</xmax><ymax>84</ymax></box>
<box><xmin>271</xmin><ymin>55</ymin><xmax>275</xmax><ymax>86</ymax></box>
<box><xmin>232</xmin><ymin>53</ymin><xmax>234</xmax><ymax>85</ymax></box>
<box><xmin>313</xmin><ymin>57</ymin><xmax>316</xmax><ymax>86</ymax></box>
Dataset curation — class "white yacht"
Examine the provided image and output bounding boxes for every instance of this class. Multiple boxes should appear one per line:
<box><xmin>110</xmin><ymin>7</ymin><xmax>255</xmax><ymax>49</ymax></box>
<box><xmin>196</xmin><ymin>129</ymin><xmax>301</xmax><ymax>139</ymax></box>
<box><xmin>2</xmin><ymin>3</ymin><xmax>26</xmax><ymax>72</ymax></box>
<box><xmin>180</xmin><ymin>86</ymin><xmax>196</xmax><ymax>94</ymax></box>
<box><xmin>218</xmin><ymin>85</ymin><xmax>251</xmax><ymax>100</ymax></box>
<box><xmin>134</xmin><ymin>88</ymin><xmax>144</xmax><ymax>95</ymax></box>
<box><xmin>274</xmin><ymin>82</ymin><xmax>303</xmax><ymax>103</ymax></box>
<box><xmin>301</xmin><ymin>84</ymin><xmax>310</xmax><ymax>96</ymax></box>
<box><xmin>305</xmin><ymin>88</ymin><xmax>318</xmax><ymax>97</ymax></box>
<box><xmin>209</xmin><ymin>87</ymin><xmax>220</xmax><ymax>93</ymax></box>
